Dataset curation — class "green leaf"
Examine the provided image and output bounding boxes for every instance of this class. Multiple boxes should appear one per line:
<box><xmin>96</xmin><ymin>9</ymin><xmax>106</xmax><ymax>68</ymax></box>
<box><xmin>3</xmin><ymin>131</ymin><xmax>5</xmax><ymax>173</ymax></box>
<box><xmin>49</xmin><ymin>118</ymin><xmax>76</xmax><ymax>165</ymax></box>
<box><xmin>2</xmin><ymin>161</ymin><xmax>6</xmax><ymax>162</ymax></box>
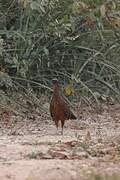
<box><xmin>94</xmin><ymin>9</ymin><xmax>101</xmax><ymax>18</ymax></box>
<box><xmin>43</xmin><ymin>47</ymin><xmax>49</xmax><ymax>56</ymax></box>
<box><xmin>30</xmin><ymin>1</ymin><xmax>39</xmax><ymax>10</ymax></box>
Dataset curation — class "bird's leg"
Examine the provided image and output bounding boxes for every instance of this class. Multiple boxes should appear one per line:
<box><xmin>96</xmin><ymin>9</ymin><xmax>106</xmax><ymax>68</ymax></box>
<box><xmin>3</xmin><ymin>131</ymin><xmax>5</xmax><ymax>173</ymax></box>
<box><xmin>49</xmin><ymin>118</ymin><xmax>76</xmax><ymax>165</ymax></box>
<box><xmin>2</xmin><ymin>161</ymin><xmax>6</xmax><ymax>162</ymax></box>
<box><xmin>55</xmin><ymin>120</ymin><xmax>59</xmax><ymax>135</ymax></box>
<box><xmin>61</xmin><ymin>120</ymin><xmax>65</xmax><ymax>135</ymax></box>
<box><xmin>56</xmin><ymin>126</ymin><xmax>59</xmax><ymax>135</ymax></box>
<box><xmin>61</xmin><ymin>128</ymin><xmax>63</xmax><ymax>135</ymax></box>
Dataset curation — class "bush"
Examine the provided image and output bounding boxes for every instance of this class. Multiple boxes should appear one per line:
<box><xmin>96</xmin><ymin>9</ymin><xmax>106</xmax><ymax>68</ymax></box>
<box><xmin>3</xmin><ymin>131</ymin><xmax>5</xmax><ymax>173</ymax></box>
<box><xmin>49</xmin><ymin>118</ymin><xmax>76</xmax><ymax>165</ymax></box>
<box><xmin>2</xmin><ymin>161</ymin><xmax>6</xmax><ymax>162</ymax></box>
<box><xmin>0</xmin><ymin>0</ymin><xmax>120</xmax><ymax>105</ymax></box>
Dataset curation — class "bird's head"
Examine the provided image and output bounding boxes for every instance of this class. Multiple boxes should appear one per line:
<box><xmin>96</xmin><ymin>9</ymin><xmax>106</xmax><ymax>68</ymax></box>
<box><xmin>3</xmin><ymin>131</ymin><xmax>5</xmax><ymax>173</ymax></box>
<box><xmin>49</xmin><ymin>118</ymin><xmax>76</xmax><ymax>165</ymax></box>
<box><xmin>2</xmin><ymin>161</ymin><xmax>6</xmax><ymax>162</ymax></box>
<box><xmin>52</xmin><ymin>78</ymin><xmax>60</xmax><ymax>93</ymax></box>
<box><xmin>52</xmin><ymin>78</ymin><xmax>59</xmax><ymax>85</ymax></box>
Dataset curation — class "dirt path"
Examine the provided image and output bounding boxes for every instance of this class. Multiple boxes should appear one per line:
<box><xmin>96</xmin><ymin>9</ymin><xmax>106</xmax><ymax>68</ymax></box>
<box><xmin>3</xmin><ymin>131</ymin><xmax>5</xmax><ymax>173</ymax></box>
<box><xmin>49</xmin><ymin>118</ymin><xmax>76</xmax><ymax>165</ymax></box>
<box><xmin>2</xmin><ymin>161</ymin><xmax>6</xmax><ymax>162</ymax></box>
<box><xmin>0</xmin><ymin>104</ymin><xmax>120</xmax><ymax>180</ymax></box>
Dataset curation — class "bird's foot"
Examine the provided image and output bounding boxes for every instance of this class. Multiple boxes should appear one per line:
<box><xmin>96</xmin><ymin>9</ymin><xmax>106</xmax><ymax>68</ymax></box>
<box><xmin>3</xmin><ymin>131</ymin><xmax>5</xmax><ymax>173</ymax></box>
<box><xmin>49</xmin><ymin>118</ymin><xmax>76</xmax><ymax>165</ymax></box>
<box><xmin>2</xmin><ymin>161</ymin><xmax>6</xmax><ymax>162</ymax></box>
<box><xmin>55</xmin><ymin>129</ymin><xmax>63</xmax><ymax>135</ymax></box>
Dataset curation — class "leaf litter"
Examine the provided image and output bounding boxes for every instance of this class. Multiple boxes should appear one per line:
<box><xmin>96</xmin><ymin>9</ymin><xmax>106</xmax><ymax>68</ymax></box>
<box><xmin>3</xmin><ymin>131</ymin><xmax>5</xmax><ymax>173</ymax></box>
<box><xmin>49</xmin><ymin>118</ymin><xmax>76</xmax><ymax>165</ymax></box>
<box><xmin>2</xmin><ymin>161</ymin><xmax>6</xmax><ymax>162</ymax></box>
<box><xmin>0</xmin><ymin>98</ymin><xmax>120</xmax><ymax>179</ymax></box>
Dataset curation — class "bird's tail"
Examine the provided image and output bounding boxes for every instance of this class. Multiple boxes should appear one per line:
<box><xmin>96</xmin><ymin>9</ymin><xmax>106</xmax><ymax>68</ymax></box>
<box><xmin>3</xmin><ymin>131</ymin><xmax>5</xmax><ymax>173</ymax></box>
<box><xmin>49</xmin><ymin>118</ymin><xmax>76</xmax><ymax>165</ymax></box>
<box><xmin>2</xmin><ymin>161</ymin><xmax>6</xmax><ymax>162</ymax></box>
<box><xmin>64</xmin><ymin>109</ymin><xmax>77</xmax><ymax>120</ymax></box>
<box><xmin>70</xmin><ymin>113</ymin><xmax>77</xmax><ymax>119</ymax></box>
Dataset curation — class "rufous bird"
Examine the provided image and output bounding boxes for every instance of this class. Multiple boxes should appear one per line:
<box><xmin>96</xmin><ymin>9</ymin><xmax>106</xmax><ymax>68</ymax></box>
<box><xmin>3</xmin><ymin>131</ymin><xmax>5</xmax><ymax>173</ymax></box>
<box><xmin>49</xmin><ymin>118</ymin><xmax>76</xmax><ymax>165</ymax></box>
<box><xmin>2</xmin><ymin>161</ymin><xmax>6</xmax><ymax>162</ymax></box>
<box><xmin>50</xmin><ymin>79</ymin><xmax>77</xmax><ymax>135</ymax></box>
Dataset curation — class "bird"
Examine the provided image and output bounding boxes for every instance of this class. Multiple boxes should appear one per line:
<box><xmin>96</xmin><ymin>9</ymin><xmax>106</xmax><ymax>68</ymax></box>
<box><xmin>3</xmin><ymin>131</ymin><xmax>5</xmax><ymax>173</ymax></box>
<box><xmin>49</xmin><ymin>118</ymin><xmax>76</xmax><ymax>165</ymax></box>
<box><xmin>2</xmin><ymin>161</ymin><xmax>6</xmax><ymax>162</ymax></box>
<box><xmin>50</xmin><ymin>78</ymin><xmax>77</xmax><ymax>135</ymax></box>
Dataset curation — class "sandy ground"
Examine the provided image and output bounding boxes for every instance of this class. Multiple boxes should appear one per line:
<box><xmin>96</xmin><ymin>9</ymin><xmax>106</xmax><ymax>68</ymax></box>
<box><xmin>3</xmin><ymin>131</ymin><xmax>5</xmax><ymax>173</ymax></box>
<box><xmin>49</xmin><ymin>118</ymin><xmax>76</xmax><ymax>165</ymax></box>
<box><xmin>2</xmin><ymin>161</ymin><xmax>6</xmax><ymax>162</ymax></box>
<box><xmin>0</xmin><ymin>104</ymin><xmax>120</xmax><ymax>180</ymax></box>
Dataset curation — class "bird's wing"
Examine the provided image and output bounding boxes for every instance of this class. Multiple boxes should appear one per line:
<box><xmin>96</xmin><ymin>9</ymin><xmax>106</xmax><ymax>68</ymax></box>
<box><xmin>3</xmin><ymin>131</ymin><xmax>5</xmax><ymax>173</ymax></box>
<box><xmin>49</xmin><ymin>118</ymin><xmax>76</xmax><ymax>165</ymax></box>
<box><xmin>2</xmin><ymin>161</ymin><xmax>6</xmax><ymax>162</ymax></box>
<box><xmin>50</xmin><ymin>97</ymin><xmax>54</xmax><ymax>119</ymax></box>
<box><xmin>60</xmin><ymin>96</ymin><xmax>77</xmax><ymax>119</ymax></box>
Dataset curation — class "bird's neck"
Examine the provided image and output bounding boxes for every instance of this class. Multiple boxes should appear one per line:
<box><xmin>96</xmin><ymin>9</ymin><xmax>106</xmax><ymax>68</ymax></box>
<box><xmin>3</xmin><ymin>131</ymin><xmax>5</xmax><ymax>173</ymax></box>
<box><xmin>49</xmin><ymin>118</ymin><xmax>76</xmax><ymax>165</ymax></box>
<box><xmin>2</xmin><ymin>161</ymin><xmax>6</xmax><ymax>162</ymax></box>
<box><xmin>53</xmin><ymin>86</ymin><xmax>60</xmax><ymax>96</ymax></box>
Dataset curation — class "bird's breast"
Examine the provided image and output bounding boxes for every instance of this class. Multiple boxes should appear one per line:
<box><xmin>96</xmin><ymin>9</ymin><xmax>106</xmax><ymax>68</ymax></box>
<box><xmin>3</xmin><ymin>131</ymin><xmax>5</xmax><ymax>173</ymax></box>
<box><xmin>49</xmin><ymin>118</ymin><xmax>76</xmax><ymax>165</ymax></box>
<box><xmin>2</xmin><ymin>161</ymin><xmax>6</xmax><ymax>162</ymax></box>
<box><xmin>52</xmin><ymin>99</ymin><xmax>66</xmax><ymax>120</ymax></box>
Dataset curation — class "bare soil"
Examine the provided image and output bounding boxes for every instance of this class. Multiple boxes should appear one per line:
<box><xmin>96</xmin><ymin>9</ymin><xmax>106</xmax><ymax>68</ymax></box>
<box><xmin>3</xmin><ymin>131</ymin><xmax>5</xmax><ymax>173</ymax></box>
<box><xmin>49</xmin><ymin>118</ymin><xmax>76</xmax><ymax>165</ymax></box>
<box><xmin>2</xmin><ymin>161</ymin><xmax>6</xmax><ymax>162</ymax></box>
<box><xmin>0</xmin><ymin>103</ymin><xmax>120</xmax><ymax>180</ymax></box>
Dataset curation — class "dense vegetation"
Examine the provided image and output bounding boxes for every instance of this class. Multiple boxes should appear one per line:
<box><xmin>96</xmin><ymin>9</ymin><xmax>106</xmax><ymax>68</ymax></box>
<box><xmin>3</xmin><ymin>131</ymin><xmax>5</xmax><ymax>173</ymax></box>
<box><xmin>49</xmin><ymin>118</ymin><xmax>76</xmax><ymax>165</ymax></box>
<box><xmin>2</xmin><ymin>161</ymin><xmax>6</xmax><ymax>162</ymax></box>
<box><xmin>0</xmin><ymin>0</ymin><xmax>120</xmax><ymax>109</ymax></box>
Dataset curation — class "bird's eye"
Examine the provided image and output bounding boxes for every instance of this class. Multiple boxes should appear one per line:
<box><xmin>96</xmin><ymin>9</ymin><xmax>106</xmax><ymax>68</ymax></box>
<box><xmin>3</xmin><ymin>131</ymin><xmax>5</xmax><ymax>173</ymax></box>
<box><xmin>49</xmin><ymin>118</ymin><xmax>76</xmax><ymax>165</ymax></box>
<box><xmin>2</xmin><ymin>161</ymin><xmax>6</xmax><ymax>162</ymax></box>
<box><xmin>52</xmin><ymin>79</ymin><xmax>59</xmax><ymax>84</ymax></box>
